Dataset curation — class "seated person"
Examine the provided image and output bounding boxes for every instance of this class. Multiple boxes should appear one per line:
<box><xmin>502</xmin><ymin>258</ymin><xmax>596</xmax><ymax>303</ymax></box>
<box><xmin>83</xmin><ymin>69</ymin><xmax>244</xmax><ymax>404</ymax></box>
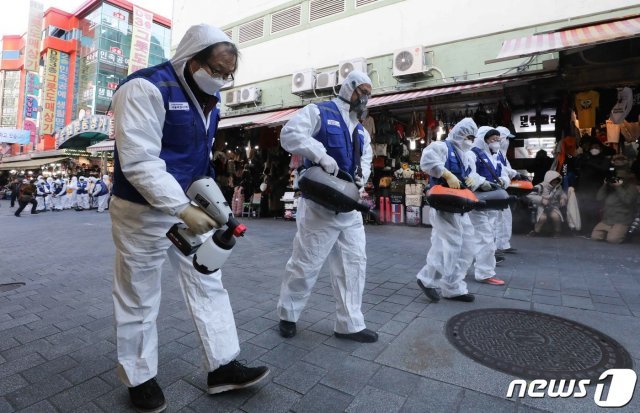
<box><xmin>528</xmin><ymin>170</ymin><xmax>567</xmax><ymax>237</ymax></box>
<box><xmin>591</xmin><ymin>170</ymin><xmax>639</xmax><ymax>244</ymax></box>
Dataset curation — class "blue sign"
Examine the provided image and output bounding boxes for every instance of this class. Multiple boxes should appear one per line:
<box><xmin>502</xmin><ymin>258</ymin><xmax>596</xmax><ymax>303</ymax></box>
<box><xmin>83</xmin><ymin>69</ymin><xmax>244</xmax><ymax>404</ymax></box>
<box><xmin>0</xmin><ymin>128</ymin><xmax>31</xmax><ymax>144</ymax></box>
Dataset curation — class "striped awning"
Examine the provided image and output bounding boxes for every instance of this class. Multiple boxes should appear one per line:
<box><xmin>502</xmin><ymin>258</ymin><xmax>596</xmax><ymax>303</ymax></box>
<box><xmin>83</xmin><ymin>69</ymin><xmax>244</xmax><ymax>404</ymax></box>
<box><xmin>366</xmin><ymin>79</ymin><xmax>511</xmax><ymax>109</ymax></box>
<box><xmin>486</xmin><ymin>15</ymin><xmax>640</xmax><ymax>63</ymax></box>
<box><xmin>86</xmin><ymin>139</ymin><xmax>115</xmax><ymax>152</ymax></box>
<box><xmin>219</xmin><ymin>108</ymin><xmax>300</xmax><ymax>130</ymax></box>
<box><xmin>0</xmin><ymin>156</ymin><xmax>68</xmax><ymax>171</ymax></box>
<box><xmin>249</xmin><ymin>108</ymin><xmax>299</xmax><ymax>128</ymax></box>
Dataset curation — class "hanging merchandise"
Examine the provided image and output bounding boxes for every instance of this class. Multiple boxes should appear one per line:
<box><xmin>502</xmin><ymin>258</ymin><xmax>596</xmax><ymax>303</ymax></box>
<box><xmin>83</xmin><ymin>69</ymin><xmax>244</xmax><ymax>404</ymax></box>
<box><xmin>362</xmin><ymin>113</ymin><xmax>376</xmax><ymax>138</ymax></box>
<box><xmin>474</xmin><ymin>103</ymin><xmax>491</xmax><ymax>126</ymax></box>
<box><xmin>610</xmin><ymin>87</ymin><xmax>633</xmax><ymax>124</ymax></box>
<box><xmin>575</xmin><ymin>90</ymin><xmax>600</xmax><ymax>129</ymax></box>
<box><xmin>425</xmin><ymin>105</ymin><xmax>437</xmax><ymax>129</ymax></box>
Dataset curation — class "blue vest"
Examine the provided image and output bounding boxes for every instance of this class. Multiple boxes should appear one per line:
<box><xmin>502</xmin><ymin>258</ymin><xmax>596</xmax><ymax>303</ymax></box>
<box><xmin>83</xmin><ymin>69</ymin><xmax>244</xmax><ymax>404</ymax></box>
<box><xmin>112</xmin><ymin>61</ymin><xmax>220</xmax><ymax>205</ymax></box>
<box><xmin>497</xmin><ymin>151</ymin><xmax>507</xmax><ymax>166</ymax></box>
<box><xmin>77</xmin><ymin>181</ymin><xmax>87</xmax><ymax>194</ymax></box>
<box><xmin>53</xmin><ymin>183</ymin><xmax>64</xmax><ymax>195</ymax></box>
<box><xmin>429</xmin><ymin>141</ymin><xmax>471</xmax><ymax>187</ymax></box>
<box><xmin>95</xmin><ymin>180</ymin><xmax>109</xmax><ymax>197</ymax></box>
<box><xmin>472</xmin><ymin>147</ymin><xmax>502</xmax><ymax>183</ymax></box>
<box><xmin>303</xmin><ymin>101</ymin><xmax>365</xmax><ymax>179</ymax></box>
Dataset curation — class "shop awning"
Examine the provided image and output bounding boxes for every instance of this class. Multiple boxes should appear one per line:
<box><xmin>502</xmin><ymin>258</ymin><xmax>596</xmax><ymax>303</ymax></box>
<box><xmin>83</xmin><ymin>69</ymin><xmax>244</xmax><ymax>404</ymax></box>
<box><xmin>248</xmin><ymin>108</ymin><xmax>300</xmax><ymax>128</ymax></box>
<box><xmin>486</xmin><ymin>15</ymin><xmax>640</xmax><ymax>63</ymax></box>
<box><xmin>87</xmin><ymin>139</ymin><xmax>115</xmax><ymax>152</ymax></box>
<box><xmin>0</xmin><ymin>156</ymin><xmax>68</xmax><ymax>171</ymax></box>
<box><xmin>366</xmin><ymin>78</ymin><xmax>511</xmax><ymax>109</ymax></box>
<box><xmin>218</xmin><ymin>108</ymin><xmax>300</xmax><ymax>130</ymax></box>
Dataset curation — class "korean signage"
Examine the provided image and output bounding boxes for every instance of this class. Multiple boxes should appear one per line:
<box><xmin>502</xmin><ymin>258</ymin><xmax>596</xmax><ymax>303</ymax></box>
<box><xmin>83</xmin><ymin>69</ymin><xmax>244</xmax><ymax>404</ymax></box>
<box><xmin>55</xmin><ymin>52</ymin><xmax>70</xmax><ymax>130</ymax></box>
<box><xmin>23</xmin><ymin>72</ymin><xmax>40</xmax><ymax>121</ymax></box>
<box><xmin>97</xmin><ymin>87</ymin><xmax>114</xmax><ymax>100</ymax></box>
<box><xmin>56</xmin><ymin>115</ymin><xmax>111</xmax><ymax>147</ymax></box>
<box><xmin>24</xmin><ymin>1</ymin><xmax>43</xmax><ymax>72</ymax></box>
<box><xmin>86</xmin><ymin>49</ymin><xmax>129</xmax><ymax>69</ymax></box>
<box><xmin>128</xmin><ymin>6</ymin><xmax>153</xmax><ymax>75</ymax></box>
<box><xmin>41</xmin><ymin>49</ymin><xmax>60</xmax><ymax>135</ymax></box>
<box><xmin>0</xmin><ymin>128</ymin><xmax>30</xmax><ymax>145</ymax></box>
<box><xmin>512</xmin><ymin>109</ymin><xmax>556</xmax><ymax>133</ymax></box>
<box><xmin>23</xmin><ymin>119</ymin><xmax>38</xmax><ymax>146</ymax></box>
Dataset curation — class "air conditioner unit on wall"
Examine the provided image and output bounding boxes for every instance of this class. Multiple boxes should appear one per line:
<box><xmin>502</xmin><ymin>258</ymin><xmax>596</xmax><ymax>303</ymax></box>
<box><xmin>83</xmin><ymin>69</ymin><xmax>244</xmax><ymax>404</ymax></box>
<box><xmin>393</xmin><ymin>46</ymin><xmax>433</xmax><ymax>77</ymax></box>
<box><xmin>240</xmin><ymin>86</ymin><xmax>262</xmax><ymax>104</ymax></box>
<box><xmin>225</xmin><ymin>90</ymin><xmax>241</xmax><ymax>107</ymax></box>
<box><xmin>315</xmin><ymin>70</ymin><xmax>338</xmax><ymax>90</ymax></box>
<box><xmin>338</xmin><ymin>58</ymin><xmax>367</xmax><ymax>85</ymax></box>
<box><xmin>291</xmin><ymin>68</ymin><xmax>316</xmax><ymax>94</ymax></box>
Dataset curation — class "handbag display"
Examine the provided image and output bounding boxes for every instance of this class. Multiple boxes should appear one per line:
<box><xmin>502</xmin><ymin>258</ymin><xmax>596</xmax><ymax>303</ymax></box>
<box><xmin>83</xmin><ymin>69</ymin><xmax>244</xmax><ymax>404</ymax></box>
<box><xmin>379</xmin><ymin>176</ymin><xmax>392</xmax><ymax>188</ymax></box>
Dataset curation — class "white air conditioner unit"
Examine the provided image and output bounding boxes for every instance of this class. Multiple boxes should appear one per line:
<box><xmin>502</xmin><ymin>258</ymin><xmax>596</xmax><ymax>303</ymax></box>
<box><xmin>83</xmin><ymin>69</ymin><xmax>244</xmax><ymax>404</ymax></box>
<box><xmin>315</xmin><ymin>70</ymin><xmax>338</xmax><ymax>90</ymax></box>
<box><xmin>338</xmin><ymin>58</ymin><xmax>367</xmax><ymax>85</ymax></box>
<box><xmin>240</xmin><ymin>86</ymin><xmax>261</xmax><ymax>104</ymax></box>
<box><xmin>291</xmin><ymin>68</ymin><xmax>316</xmax><ymax>94</ymax></box>
<box><xmin>393</xmin><ymin>46</ymin><xmax>432</xmax><ymax>77</ymax></box>
<box><xmin>225</xmin><ymin>90</ymin><xmax>241</xmax><ymax>107</ymax></box>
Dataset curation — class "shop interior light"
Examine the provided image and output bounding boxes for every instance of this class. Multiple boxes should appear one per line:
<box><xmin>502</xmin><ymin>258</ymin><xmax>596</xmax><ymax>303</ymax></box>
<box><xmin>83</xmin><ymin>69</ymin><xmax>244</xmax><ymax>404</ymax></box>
<box><xmin>420</xmin><ymin>139</ymin><xmax>425</xmax><ymax>144</ymax></box>
<box><xmin>254</xmin><ymin>145</ymin><xmax>259</xmax><ymax>149</ymax></box>
<box><xmin>409</xmin><ymin>139</ymin><xmax>416</xmax><ymax>150</ymax></box>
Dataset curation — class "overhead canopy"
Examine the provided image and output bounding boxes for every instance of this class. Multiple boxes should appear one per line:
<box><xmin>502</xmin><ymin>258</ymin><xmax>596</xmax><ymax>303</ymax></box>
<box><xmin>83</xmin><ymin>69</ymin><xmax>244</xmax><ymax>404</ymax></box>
<box><xmin>486</xmin><ymin>15</ymin><xmax>640</xmax><ymax>63</ymax></box>
<box><xmin>0</xmin><ymin>156</ymin><xmax>68</xmax><ymax>171</ymax></box>
<box><xmin>247</xmin><ymin>108</ymin><xmax>299</xmax><ymax>128</ymax></box>
<box><xmin>218</xmin><ymin>108</ymin><xmax>300</xmax><ymax>130</ymax></box>
<box><xmin>87</xmin><ymin>139</ymin><xmax>115</xmax><ymax>152</ymax></box>
<box><xmin>56</xmin><ymin>115</ymin><xmax>112</xmax><ymax>149</ymax></box>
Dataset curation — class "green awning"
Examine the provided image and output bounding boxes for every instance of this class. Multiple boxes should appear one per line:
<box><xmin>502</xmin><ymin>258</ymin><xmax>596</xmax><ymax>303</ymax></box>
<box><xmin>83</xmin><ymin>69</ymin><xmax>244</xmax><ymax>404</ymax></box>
<box><xmin>57</xmin><ymin>132</ymin><xmax>108</xmax><ymax>149</ymax></box>
<box><xmin>0</xmin><ymin>156</ymin><xmax>68</xmax><ymax>171</ymax></box>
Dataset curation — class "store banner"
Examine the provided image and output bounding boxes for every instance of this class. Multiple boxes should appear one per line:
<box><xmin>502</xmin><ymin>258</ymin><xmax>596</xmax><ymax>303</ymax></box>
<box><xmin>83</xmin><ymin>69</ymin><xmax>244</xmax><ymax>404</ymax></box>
<box><xmin>513</xmin><ymin>109</ymin><xmax>556</xmax><ymax>133</ymax></box>
<box><xmin>86</xmin><ymin>49</ymin><xmax>130</xmax><ymax>69</ymax></box>
<box><xmin>128</xmin><ymin>6</ymin><xmax>153</xmax><ymax>75</ymax></box>
<box><xmin>24</xmin><ymin>0</ymin><xmax>43</xmax><ymax>72</ymax></box>
<box><xmin>41</xmin><ymin>49</ymin><xmax>60</xmax><ymax>135</ymax></box>
<box><xmin>56</xmin><ymin>115</ymin><xmax>111</xmax><ymax>147</ymax></box>
<box><xmin>24</xmin><ymin>119</ymin><xmax>38</xmax><ymax>146</ymax></box>
<box><xmin>0</xmin><ymin>128</ymin><xmax>31</xmax><ymax>145</ymax></box>
<box><xmin>55</xmin><ymin>52</ymin><xmax>70</xmax><ymax>130</ymax></box>
<box><xmin>23</xmin><ymin>72</ymin><xmax>40</xmax><ymax>120</ymax></box>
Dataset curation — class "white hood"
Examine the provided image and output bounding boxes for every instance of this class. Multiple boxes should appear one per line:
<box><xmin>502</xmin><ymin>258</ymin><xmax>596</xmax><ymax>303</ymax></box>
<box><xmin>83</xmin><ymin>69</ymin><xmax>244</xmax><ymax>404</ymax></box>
<box><xmin>445</xmin><ymin>118</ymin><xmax>478</xmax><ymax>153</ymax></box>
<box><xmin>338</xmin><ymin>70</ymin><xmax>372</xmax><ymax>101</ymax></box>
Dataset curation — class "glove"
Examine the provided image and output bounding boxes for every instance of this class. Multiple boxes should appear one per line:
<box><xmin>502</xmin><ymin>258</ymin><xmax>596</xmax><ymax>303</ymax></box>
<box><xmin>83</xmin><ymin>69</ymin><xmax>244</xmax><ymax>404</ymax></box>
<box><xmin>318</xmin><ymin>153</ymin><xmax>339</xmax><ymax>176</ymax></box>
<box><xmin>441</xmin><ymin>169</ymin><xmax>461</xmax><ymax>189</ymax></box>
<box><xmin>178</xmin><ymin>205</ymin><xmax>219</xmax><ymax>234</ymax></box>
<box><xmin>464</xmin><ymin>176</ymin><xmax>476</xmax><ymax>188</ymax></box>
<box><xmin>499</xmin><ymin>177</ymin><xmax>509</xmax><ymax>188</ymax></box>
<box><xmin>480</xmin><ymin>181</ymin><xmax>493</xmax><ymax>191</ymax></box>
<box><xmin>354</xmin><ymin>175</ymin><xmax>364</xmax><ymax>189</ymax></box>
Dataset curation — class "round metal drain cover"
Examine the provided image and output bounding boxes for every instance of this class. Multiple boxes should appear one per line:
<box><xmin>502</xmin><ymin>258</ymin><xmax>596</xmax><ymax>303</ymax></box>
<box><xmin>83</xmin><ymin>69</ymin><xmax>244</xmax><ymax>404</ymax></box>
<box><xmin>0</xmin><ymin>282</ymin><xmax>25</xmax><ymax>293</ymax></box>
<box><xmin>445</xmin><ymin>308</ymin><xmax>633</xmax><ymax>380</ymax></box>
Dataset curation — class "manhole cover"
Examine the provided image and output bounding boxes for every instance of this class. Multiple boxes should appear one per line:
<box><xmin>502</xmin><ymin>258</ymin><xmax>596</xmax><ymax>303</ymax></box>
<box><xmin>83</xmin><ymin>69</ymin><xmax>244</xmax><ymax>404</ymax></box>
<box><xmin>0</xmin><ymin>282</ymin><xmax>25</xmax><ymax>293</ymax></box>
<box><xmin>445</xmin><ymin>308</ymin><xmax>633</xmax><ymax>380</ymax></box>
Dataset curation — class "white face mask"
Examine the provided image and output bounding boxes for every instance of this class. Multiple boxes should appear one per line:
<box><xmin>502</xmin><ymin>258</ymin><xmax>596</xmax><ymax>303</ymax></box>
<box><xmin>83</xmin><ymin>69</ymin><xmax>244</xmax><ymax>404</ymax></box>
<box><xmin>590</xmin><ymin>149</ymin><xmax>601</xmax><ymax>156</ymax></box>
<box><xmin>461</xmin><ymin>140</ymin><xmax>474</xmax><ymax>151</ymax></box>
<box><xmin>489</xmin><ymin>142</ymin><xmax>501</xmax><ymax>152</ymax></box>
<box><xmin>192</xmin><ymin>68</ymin><xmax>227</xmax><ymax>96</ymax></box>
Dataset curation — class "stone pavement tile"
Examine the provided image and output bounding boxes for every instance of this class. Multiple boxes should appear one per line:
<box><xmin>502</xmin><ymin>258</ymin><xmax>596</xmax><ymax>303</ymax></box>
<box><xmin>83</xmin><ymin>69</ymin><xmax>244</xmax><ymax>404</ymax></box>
<box><xmin>69</xmin><ymin>340</ymin><xmax>116</xmax><ymax>363</ymax></box>
<box><xmin>179</xmin><ymin>347</ymin><xmax>205</xmax><ymax>367</ymax></box>
<box><xmin>99</xmin><ymin>368</ymin><xmax>121</xmax><ymax>389</ymax></box>
<box><xmin>0</xmin><ymin>397</ymin><xmax>14</xmax><ymax>413</ymax></box>
<box><xmin>236</xmin><ymin>328</ymin><xmax>256</xmax><ymax>344</ymax></box>
<box><xmin>534</xmin><ymin>279</ymin><xmax>561</xmax><ymax>290</ymax></box>
<box><xmin>20</xmin><ymin>355</ymin><xmax>78</xmax><ymax>384</ymax></box>
<box><xmin>0</xmin><ymin>338</ymin><xmax>54</xmax><ymax>361</ymax></box>
<box><xmin>158</xmin><ymin>327</ymin><xmax>189</xmax><ymax>346</ymax></box>
<box><xmin>363</xmin><ymin>309</ymin><xmax>394</xmax><ymax>325</ymax></box>
<box><xmin>13</xmin><ymin>325</ymin><xmax>61</xmax><ymax>344</ymax></box>
<box><xmin>247</xmin><ymin>327</ymin><xmax>287</xmax><ymax>350</ymax></box>
<box><xmin>0</xmin><ymin>304</ymin><xmax>25</xmax><ymax>316</ymax></box>
<box><xmin>351</xmin><ymin>332</ymin><xmax>394</xmax><ymax>361</ymax></box>
<box><xmin>515</xmin><ymin>404</ymin><xmax>552</xmax><ymax>412</ymax></box>
<box><xmin>239</xmin><ymin>317</ymin><xmax>277</xmax><ymax>334</ymax></box>
<box><xmin>284</xmin><ymin>329</ymin><xmax>329</xmax><ymax>351</ymax></box>
<box><xmin>591</xmin><ymin>294</ymin><xmax>625</xmax><ymax>305</ymax></box>
<box><xmin>418</xmin><ymin>295</ymin><xmax>530</xmax><ymax>322</ymax></box>
<box><xmin>52</xmin><ymin>315</ymin><xmax>97</xmax><ymax>332</ymax></box>
<box><xmin>592</xmin><ymin>302</ymin><xmax>632</xmax><ymax>316</ymax></box>
<box><xmin>291</xmin><ymin>383</ymin><xmax>353</xmax><ymax>413</ymax></box>
<box><xmin>258</xmin><ymin>342</ymin><xmax>308</xmax><ymax>369</ymax></box>
<box><xmin>531</xmin><ymin>294</ymin><xmax>562</xmax><ymax>306</ymax></box>
<box><xmin>241</xmin><ymin>382</ymin><xmax>300</xmax><ymax>413</ymax></box>
<box><xmin>533</xmin><ymin>288</ymin><xmax>561</xmax><ymax>297</ymax></box>
<box><xmin>157</xmin><ymin>358</ymin><xmax>198</xmax><ymax>387</ymax></box>
<box><xmin>6</xmin><ymin>373</ymin><xmax>73</xmax><ymax>410</ymax></box>
<box><xmin>0</xmin><ymin>314</ymin><xmax>41</xmax><ymax>333</ymax></box>
<box><xmin>94</xmin><ymin>386</ymin><xmax>130</xmax><ymax>412</ymax></box>
<box><xmin>0</xmin><ymin>375</ymin><xmax>28</xmax><ymax>397</ymax></box>
<box><xmin>561</xmin><ymin>295</ymin><xmax>595</xmax><ymax>310</ymax></box>
<box><xmin>392</xmin><ymin>310</ymin><xmax>418</xmax><ymax>324</ymax></box>
<box><xmin>395</xmin><ymin>287</ymin><xmax>421</xmax><ymax>299</ymax></box>
<box><xmin>185</xmin><ymin>394</ymin><xmax>242</xmax><ymax>413</ymax></box>
<box><xmin>385</xmin><ymin>294</ymin><xmax>415</xmax><ymax>305</ymax></box>
<box><xmin>504</xmin><ymin>288</ymin><xmax>533</xmax><ymax>302</ymax></box>
<box><xmin>323</xmin><ymin>334</ymin><xmax>367</xmax><ymax>353</ymax></box>
<box><xmin>368</xmin><ymin>366</ymin><xmax>421</xmax><ymax>397</ymax></box>
<box><xmin>0</xmin><ymin>353</ymin><xmax>46</xmax><ymax>380</ymax></box>
<box><xmin>176</xmin><ymin>331</ymin><xmax>199</xmax><ymax>348</ymax></box>
<box><xmin>158</xmin><ymin>341</ymin><xmax>195</xmax><ymax>364</ymax></box>
<box><xmin>49</xmin><ymin>376</ymin><xmax>112</xmax><ymax>412</ymax></box>
<box><xmin>307</xmin><ymin>318</ymin><xmax>334</xmax><ymax>336</ymax></box>
<box><xmin>476</xmin><ymin>284</ymin><xmax>508</xmax><ymax>297</ymax></box>
<box><xmin>68</xmin><ymin>401</ymin><xmax>104</xmax><ymax>413</ymax></box>
<box><xmin>380</xmin><ymin>282</ymin><xmax>406</xmax><ymax>291</ymax></box>
<box><xmin>60</xmin><ymin>355</ymin><xmax>116</xmax><ymax>385</ymax></box>
<box><xmin>162</xmin><ymin>379</ymin><xmax>203</xmax><ymax>412</ymax></box>
<box><xmin>320</xmin><ymin>356</ymin><xmax>380</xmax><ymax>396</ymax></box>
<box><xmin>589</xmin><ymin>289</ymin><xmax>620</xmax><ymax>298</ymax></box>
<box><xmin>238</xmin><ymin>342</ymin><xmax>269</xmax><ymax>363</ymax></box>
<box><xmin>404</xmin><ymin>301</ymin><xmax>428</xmax><ymax>314</ymax></box>
<box><xmin>561</xmin><ymin>288</ymin><xmax>590</xmax><ymax>297</ymax></box>
<box><xmin>0</xmin><ymin>336</ymin><xmax>20</xmax><ymax>353</ymax></box>
<box><xmin>361</xmin><ymin>294</ymin><xmax>386</xmax><ymax>305</ymax></box>
<box><xmin>379</xmin><ymin>320</ymin><xmax>408</xmax><ymax>335</ymax></box>
<box><xmin>346</xmin><ymin>385</ymin><xmax>406</xmax><ymax>413</ymax></box>
<box><xmin>298</xmin><ymin>308</ymin><xmax>330</xmax><ymax>324</ymax></box>
<box><xmin>372</xmin><ymin>301</ymin><xmax>407</xmax><ymax>314</ymax></box>
<box><xmin>506</xmin><ymin>277</ymin><xmax>535</xmax><ymax>290</ymax></box>
<box><xmin>234</xmin><ymin>307</ymin><xmax>268</xmax><ymax>320</ymax></box>
<box><xmin>399</xmin><ymin>377</ymin><xmax>464</xmax><ymax>413</ymax></box>
<box><xmin>369</xmin><ymin>287</ymin><xmax>397</xmax><ymax>297</ymax></box>
<box><xmin>273</xmin><ymin>361</ymin><xmax>326</xmax><ymax>394</ymax></box>
<box><xmin>302</xmin><ymin>344</ymin><xmax>349</xmax><ymax>368</ymax></box>
<box><xmin>457</xmin><ymin>389</ymin><xmax>517</xmax><ymax>412</ymax></box>
<box><xmin>13</xmin><ymin>399</ymin><xmax>57</xmax><ymax>413</ymax></box>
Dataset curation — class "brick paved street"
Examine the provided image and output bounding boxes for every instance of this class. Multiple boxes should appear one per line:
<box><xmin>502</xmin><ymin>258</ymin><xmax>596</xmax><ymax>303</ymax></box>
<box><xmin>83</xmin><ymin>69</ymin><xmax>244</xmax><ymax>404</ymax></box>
<box><xmin>1</xmin><ymin>202</ymin><xmax>639</xmax><ymax>412</ymax></box>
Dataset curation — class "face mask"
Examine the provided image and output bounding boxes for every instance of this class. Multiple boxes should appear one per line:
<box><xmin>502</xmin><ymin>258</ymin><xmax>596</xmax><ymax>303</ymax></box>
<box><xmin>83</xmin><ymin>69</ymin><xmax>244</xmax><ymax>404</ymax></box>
<box><xmin>192</xmin><ymin>68</ymin><xmax>226</xmax><ymax>96</ymax></box>
<box><xmin>590</xmin><ymin>149</ymin><xmax>601</xmax><ymax>156</ymax></box>
<box><xmin>461</xmin><ymin>140</ymin><xmax>474</xmax><ymax>151</ymax></box>
<box><xmin>350</xmin><ymin>94</ymin><xmax>368</xmax><ymax>116</ymax></box>
<box><xmin>489</xmin><ymin>142</ymin><xmax>501</xmax><ymax>152</ymax></box>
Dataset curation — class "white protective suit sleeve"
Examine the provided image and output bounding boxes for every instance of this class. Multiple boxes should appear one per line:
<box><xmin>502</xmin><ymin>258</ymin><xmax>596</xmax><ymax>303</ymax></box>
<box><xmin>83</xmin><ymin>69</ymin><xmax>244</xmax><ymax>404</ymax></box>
<box><xmin>112</xmin><ymin>78</ymin><xmax>191</xmax><ymax>216</ymax></box>
<box><xmin>361</xmin><ymin>127</ymin><xmax>373</xmax><ymax>184</ymax></box>
<box><xmin>420</xmin><ymin>141</ymin><xmax>449</xmax><ymax>178</ymax></box>
<box><xmin>280</xmin><ymin>104</ymin><xmax>328</xmax><ymax>164</ymax></box>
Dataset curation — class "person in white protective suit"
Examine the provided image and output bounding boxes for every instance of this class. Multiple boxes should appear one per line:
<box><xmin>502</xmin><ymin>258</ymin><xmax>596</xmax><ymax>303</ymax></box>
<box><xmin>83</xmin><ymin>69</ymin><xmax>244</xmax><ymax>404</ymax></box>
<box><xmin>63</xmin><ymin>176</ymin><xmax>77</xmax><ymax>210</ymax></box>
<box><xmin>466</xmin><ymin>127</ymin><xmax>511</xmax><ymax>286</ymax></box>
<box><xmin>110</xmin><ymin>24</ymin><xmax>269</xmax><ymax>412</ymax></box>
<box><xmin>75</xmin><ymin>176</ymin><xmax>90</xmax><ymax>210</ymax></box>
<box><xmin>87</xmin><ymin>176</ymin><xmax>98</xmax><ymax>209</ymax></box>
<box><xmin>416</xmin><ymin>118</ymin><xmax>482</xmax><ymax>302</ymax></box>
<box><xmin>45</xmin><ymin>177</ymin><xmax>54</xmax><ymax>210</ymax></box>
<box><xmin>50</xmin><ymin>178</ymin><xmax>65</xmax><ymax>211</ymax></box>
<box><xmin>92</xmin><ymin>175</ymin><xmax>110</xmax><ymax>212</ymax></box>
<box><xmin>277</xmin><ymin>70</ymin><xmax>377</xmax><ymax>343</ymax></box>
<box><xmin>494</xmin><ymin>126</ymin><xmax>520</xmax><ymax>254</ymax></box>
<box><xmin>35</xmin><ymin>175</ymin><xmax>48</xmax><ymax>211</ymax></box>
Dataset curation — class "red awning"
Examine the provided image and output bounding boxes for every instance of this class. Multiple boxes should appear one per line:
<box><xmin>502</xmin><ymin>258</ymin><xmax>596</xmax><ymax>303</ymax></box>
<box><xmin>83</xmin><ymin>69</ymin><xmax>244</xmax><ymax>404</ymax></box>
<box><xmin>250</xmin><ymin>108</ymin><xmax>300</xmax><ymax>128</ymax></box>
<box><xmin>218</xmin><ymin>108</ymin><xmax>301</xmax><ymax>129</ymax></box>
<box><xmin>366</xmin><ymin>79</ymin><xmax>511</xmax><ymax>109</ymax></box>
<box><xmin>486</xmin><ymin>15</ymin><xmax>640</xmax><ymax>63</ymax></box>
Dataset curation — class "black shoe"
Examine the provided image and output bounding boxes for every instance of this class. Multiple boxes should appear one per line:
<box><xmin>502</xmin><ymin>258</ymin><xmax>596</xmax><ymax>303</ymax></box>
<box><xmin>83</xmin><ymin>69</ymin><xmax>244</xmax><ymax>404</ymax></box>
<box><xmin>445</xmin><ymin>294</ymin><xmax>475</xmax><ymax>302</ymax></box>
<box><xmin>14</xmin><ymin>212</ymin><xmax>20</xmax><ymax>217</ymax></box>
<box><xmin>30</xmin><ymin>211</ymin><xmax>39</xmax><ymax>215</ymax></box>
<box><xmin>502</xmin><ymin>247</ymin><xmax>517</xmax><ymax>254</ymax></box>
<box><xmin>417</xmin><ymin>279</ymin><xmax>440</xmax><ymax>302</ymax></box>
<box><xmin>128</xmin><ymin>378</ymin><xmax>167</xmax><ymax>413</ymax></box>
<box><xmin>334</xmin><ymin>328</ymin><xmax>378</xmax><ymax>343</ymax></box>
<box><xmin>495</xmin><ymin>256</ymin><xmax>505</xmax><ymax>264</ymax></box>
<box><xmin>279</xmin><ymin>320</ymin><xmax>296</xmax><ymax>338</ymax></box>
<box><xmin>207</xmin><ymin>360</ymin><xmax>270</xmax><ymax>395</ymax></box>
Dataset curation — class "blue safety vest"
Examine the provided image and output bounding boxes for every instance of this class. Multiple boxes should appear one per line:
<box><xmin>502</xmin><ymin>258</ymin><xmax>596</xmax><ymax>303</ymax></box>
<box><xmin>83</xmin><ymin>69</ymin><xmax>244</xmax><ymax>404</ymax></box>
<box><xmin>472</xmin><ymin>147</ymin><xmax>502</xmax><ymax>183</ymax></box>
<box><xmin>77</xmin><ymin>181</ymin><xmax>87</xmax><ymax>194</ymax></box>
<box><xmin>95</xmin><ymin>180</ymin><xmax>109</xmax><ymax>196</ymax></box>
<box><xmin>429</xmin><ymin>141</ymin><xmax>471</xmax><ymax>187</ymax></box>
<box><xmin>53</xmin><ymin>182</ymin><xmax>64</xmax><ymax>195</ymax></box>
<box><xmin>112</xmin><ymin>61</ymin><xmax>220</xmax><ymax>205</ymax></box>
<box><xmin>303</xmin><ymin>101</ymin><xmax>365</xmax><ymax>179</ymax></box>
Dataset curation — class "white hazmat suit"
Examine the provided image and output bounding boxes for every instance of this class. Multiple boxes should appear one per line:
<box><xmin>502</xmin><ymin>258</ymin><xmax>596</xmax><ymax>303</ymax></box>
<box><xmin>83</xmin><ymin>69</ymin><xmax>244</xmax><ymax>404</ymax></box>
<box><xmin>416</xmin><ymin>118</ymin><xmax>481</xmax><ymax>298</ymax></box>
<box><xmin>495</xmin><ymin>127</ymin><xmax>517</xmax><ymax>250</ymax></box>
<box><xmin>277</xmin><ymin>71</ymin><xmax>374</xmax><ymax>334</ymax></box>
<box><xmin>63</xmin><ymin>177</ymin><xmax>77</xmax><ymax>209</ymax></box>
<box><xmin>467</xmin><ymin>128</ymin><xmax>511</xmax><ymax>282</ymax></box>
<box><xmin>110</xmin><ymin>25</ymin><xmax>240</xmax><ymax>387</ymax></box>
